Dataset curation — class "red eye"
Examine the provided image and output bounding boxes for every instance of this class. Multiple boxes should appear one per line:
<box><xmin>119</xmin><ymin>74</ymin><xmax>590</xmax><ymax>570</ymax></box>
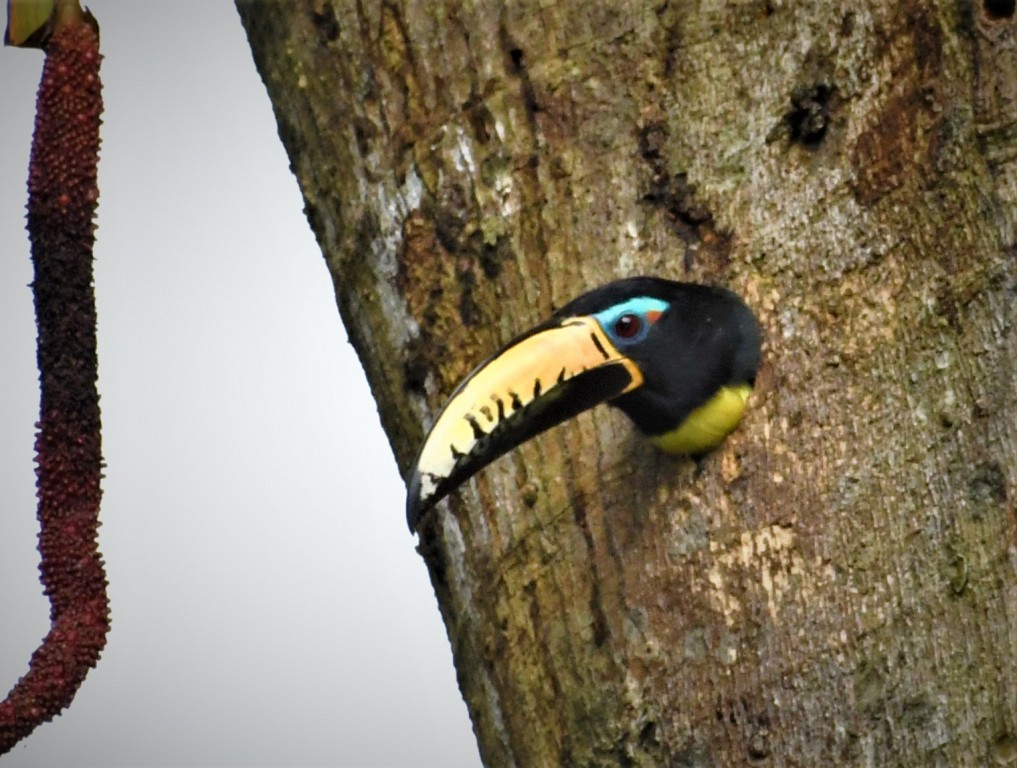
<box><xmin>614</xmin><ymin>313</ymin><xmax>642</xmax><ymax>339</ymax></box>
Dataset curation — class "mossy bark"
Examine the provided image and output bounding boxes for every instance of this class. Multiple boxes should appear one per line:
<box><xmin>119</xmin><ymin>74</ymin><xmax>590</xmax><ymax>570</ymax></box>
<box><xmin>237</xmin><ymin>2</ymin><xmax>1017</xmax><ymax>765</ymax></box>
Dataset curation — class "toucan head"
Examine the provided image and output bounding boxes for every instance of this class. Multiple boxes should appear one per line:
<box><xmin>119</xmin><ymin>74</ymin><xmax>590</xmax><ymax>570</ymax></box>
<box><xmin>405</xmin><ymin>276</ymin><xmax>761</xmax><ymax>530</ymax></box>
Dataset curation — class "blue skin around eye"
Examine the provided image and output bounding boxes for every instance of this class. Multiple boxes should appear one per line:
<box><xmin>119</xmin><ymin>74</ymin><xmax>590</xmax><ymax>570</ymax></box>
<box><xmin>593</xmin><ymin>297</ymin><xmax>671</xmax><ymax>346</ymax></box>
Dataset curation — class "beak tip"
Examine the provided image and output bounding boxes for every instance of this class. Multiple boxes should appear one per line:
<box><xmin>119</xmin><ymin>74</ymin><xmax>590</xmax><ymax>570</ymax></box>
<box><xmin>405</xmin><ymin>471</ymin><xmax>425</xmax><ymax>532</ymax></box>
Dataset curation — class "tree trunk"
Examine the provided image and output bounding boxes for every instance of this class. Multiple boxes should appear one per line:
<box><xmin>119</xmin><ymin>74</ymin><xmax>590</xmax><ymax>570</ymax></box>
<box><xmin>236</xmin><ymin>2</ymin><xmax>1017</xmax><ymax>765</ymax></box>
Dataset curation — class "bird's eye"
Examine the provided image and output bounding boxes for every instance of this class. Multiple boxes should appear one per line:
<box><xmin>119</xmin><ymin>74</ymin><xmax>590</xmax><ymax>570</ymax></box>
<box><xmin>613</xmin><ymin>313</ymin><xmax>642</xmax><ymax>339</ymax></box>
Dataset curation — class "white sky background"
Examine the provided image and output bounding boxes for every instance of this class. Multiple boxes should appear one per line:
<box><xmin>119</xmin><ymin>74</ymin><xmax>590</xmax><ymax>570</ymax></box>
<box><xmin>0</xmin><ymin>3</ymin><xmax>480</xmax><ymax>766</ymax></box>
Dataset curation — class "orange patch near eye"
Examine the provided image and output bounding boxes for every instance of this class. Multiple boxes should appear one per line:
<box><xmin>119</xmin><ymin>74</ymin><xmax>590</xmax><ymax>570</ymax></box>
<box><xmin>646</xmin><ymin>310</ymin><xmax>663</xmax><ymax>324</ymax></box>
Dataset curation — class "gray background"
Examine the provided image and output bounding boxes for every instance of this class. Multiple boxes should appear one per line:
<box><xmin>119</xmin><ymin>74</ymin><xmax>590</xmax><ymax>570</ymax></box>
<box><xmin>0</xmin><ymin>2</ymin><xmax>480</xmax><ymax>766</ymax></box>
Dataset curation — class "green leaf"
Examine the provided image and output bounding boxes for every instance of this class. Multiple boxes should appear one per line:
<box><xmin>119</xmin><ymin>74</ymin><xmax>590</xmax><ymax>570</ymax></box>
<box><xmin>5</xmin><ymin>0</ymin><xmax>54</xmax><ymax>48</ymax></box>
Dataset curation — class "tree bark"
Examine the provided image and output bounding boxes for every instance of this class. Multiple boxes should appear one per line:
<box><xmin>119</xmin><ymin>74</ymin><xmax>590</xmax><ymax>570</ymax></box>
<box><xmin>236</xmin><ymin>2</ymin><xmax>1017</xmax><ymax>765</ymax></box>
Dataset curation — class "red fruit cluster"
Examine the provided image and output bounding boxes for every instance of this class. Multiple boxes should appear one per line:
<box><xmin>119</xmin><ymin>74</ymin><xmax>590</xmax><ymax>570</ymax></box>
<box><xmin>0</xmin><ymin>12</ymin><xmax>110</xmax><ymax>755</ymax></box>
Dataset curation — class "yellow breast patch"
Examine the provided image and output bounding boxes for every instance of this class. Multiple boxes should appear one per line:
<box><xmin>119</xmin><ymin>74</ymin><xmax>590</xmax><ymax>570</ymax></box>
<box><xmin>649</xmin><ymin>384</ymin><xmax>753</xmax><ymax>455</ymax></box>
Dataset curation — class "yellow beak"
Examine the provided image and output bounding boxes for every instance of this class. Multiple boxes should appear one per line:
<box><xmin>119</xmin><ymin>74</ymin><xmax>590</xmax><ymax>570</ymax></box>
<box><xmin>406</xmin><ymin>315</ymin><xmax>642</xmax><ymax>529</ymax></box>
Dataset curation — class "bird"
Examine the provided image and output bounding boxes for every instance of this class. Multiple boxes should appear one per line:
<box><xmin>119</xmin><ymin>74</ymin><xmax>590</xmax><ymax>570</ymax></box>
<box><xmin>405</xmin><ymin>276</ymin><xmax>762</xmax><ymax>531</ymax></box>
